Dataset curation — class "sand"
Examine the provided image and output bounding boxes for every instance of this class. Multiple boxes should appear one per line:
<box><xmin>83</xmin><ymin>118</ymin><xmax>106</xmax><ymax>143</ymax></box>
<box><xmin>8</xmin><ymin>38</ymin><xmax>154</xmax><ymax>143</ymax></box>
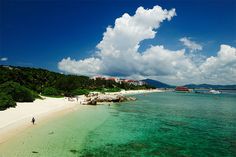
<box><xmin>0</xmin><ymin>96</ymin><xmax>84</xmax><ymax>143</ymax></box>
<box><xmin>0</xmin><ymin>89</ymin><xmax>162</xmax><ymax>143</ymax></box>
<box><xmin>111</xmin><ymin>89</ymin><xmax>162</xmax><ymax>95</ymax></box>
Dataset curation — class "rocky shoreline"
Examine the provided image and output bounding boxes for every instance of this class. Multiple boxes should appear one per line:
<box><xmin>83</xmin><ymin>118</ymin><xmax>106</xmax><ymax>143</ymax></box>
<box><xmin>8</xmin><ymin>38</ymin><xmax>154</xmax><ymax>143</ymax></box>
<box><xmin>83</xmin><ymin>93</ymin><xmax>137</xmax><ymax>105</ymax></box>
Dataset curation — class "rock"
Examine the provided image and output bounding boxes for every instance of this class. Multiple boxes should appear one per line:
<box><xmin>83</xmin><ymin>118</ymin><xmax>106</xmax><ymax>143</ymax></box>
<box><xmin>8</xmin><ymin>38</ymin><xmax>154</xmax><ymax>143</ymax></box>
<box><xmin>86</xmin><ymin>98</ymin><xmax>91</xmax><ymax>101</ymax></box>
<box><xmin>87</xmin><ymin>99</ymin><xmax>97</xmax><ymax>105</ymax></box>
<box><xmin>84</xmin><ymin>93</ymin><xmax>136</xmax><ymax>105</ymax></box>
<box><xmin>126</xmin><ymin>97</ymin><xmax>137</xmax><ymax>101</ymax></box>
<box><xmin>119</xmin><ymin>96</ymin><xmax>125</xmax><ymax>102</ymax></box>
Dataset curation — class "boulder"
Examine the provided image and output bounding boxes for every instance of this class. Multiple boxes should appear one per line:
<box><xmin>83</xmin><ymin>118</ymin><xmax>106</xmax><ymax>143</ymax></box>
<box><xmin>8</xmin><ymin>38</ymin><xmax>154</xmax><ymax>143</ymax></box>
<box><xmin>126</xmin><ymin>97</ymin><xmax>137</xmax><ymax>101</ymax></box>
<box><xmin>84</xmin><ymin>93</ymin><xmax>136</xmax><ymax>104</ymax></box>
<box><xmin>87</xmin><ymin>99</ymin><xmax>97</xmax><ymax>105</ymax></box>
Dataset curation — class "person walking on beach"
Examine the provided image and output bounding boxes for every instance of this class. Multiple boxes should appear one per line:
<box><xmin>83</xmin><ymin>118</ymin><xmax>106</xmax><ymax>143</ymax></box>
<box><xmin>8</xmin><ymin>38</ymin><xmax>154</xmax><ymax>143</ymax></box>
<box><xmin>31</xmin><ymin>117</ymin><xmax>35</xmax><ymax>125</ymax></box>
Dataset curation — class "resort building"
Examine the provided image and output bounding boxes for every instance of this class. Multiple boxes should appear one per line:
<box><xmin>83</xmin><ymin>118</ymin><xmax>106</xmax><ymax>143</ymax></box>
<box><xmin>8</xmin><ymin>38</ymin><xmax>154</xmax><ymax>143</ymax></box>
<box><xmin>175</xmin><ymin>86</ymin><xmax>189</xmax><ymax>92</ymax></box>
<box><xmin>90</xmin><ymin>76</ymin><xmax>146</xmax><ymax>86</ymax></box>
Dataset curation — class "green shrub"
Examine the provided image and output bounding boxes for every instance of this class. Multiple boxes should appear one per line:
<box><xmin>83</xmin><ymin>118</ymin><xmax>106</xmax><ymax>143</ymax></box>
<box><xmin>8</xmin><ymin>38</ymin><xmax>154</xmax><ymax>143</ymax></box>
<box><xmin>0</xmin><ymin>92</ymin><xmax>16</xmax><ymax>110</ymax></box>
<box><xmin>32</xmin><ymin>90</ymin><xmax>42</xmax><ymax>99</ymax></box>
<box><xmin>94</xmin><ymin>87</ymin><xmax>121</xmax><ymax>93</ymax></box>
<box><xmin>42</xmin><ymin>87</ymin><xmax>60</xmax><ymax>96</ymax></box>
<box><xmin>55</xmin><ymin>76</ymin><xmax>79</xmax><ymax>92</ymax></box>
<box><xmin>64</xmin><ymin>92</ymin><xmax>74</xmax><ymax>97</ymax></box>
<box><xmin>104</xmin><ymin>87</ymin><xmax>121</xmax><ymax>92</ymax></box>
<box><xmin>71</xmin><ymin>89</ymin><xmax>90</xmax><ymax>96</ymax></box>
<box><xmin>0</xmin><ymin>81</ymin><xmax>36</xmax><ymax>102</ymax></box>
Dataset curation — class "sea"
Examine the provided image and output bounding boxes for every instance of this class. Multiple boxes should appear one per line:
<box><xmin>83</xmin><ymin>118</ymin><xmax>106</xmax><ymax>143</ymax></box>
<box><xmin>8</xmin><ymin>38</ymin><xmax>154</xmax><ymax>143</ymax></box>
<box><xmin>0</xmin><ymin>92</ymin><xmax>236</xmax><ymax>157</ymax></box>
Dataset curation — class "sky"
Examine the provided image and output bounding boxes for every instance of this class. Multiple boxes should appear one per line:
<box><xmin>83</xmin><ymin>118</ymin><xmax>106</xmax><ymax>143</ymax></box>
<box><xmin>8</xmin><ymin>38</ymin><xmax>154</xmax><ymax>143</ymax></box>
<box><xmin>0</xmin><ymin>0</ymin><xmax>236</xmax><ymax>85</ymax></box>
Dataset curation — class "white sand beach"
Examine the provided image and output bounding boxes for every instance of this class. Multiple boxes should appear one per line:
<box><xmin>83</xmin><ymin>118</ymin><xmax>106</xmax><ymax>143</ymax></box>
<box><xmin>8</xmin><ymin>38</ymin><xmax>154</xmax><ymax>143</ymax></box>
<box><xmin>0</xmin><ymin>96</ymin><xmax>82</xmax><ymax>144</ymax></box>
<box><xmin>112</xmin><ymin>89</ymin><xmax>162</xmax><ymax>95</ymax></box>
<box><xmin>0</xmin><ymin>89</ymin><xmax>162</xmax><ymax>143</ymax></box>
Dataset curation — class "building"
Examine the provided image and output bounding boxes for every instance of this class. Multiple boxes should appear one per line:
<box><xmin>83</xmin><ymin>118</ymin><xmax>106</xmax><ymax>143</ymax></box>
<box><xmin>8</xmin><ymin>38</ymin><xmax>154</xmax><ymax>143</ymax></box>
<box><xmin>175</xmin><ymin>86</ymin><xmax>189</xmax><ymax>92</ymax></box>
<box><xmin>90</xmin><ymin>76</ymin><xmax>146</xmax><ymax>86</ymax></box>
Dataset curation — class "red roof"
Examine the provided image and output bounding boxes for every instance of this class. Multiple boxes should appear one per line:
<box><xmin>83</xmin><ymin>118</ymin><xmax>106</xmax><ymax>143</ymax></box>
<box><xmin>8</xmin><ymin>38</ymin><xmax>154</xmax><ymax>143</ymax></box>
<box><xmin>107</xmin><ymin>78</ymin><xmax>116</xmax><ymax>81</ymax></box>
<box><xmin>175</xmin><ymin>86</ymin><xmax>189</xmax><ymax>91</ymax></box>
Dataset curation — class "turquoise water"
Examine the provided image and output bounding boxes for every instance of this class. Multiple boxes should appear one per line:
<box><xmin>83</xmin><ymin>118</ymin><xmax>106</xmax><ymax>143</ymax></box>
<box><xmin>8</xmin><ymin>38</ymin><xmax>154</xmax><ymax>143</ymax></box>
<box><xmin>0</xmin><ymin>92</ymin><xmax>236</xmax><ymax>157</ymax></box>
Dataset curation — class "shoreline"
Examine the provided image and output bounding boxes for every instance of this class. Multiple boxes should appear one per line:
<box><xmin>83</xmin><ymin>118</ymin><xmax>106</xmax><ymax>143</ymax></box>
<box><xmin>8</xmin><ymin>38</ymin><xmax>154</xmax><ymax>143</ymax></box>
<box><xmin>111</xmin><ymin>89</ymin><xmax>163</xmax><ymax>95</ymax></box>
<box><xmin>0</xmin><ymin>97</ymin><xmax>80</xmax><ymax>144</ymax></box>
<box><xmin>0</xmin><ymin>89</ymin><xmax>162</xmax><ymax>144</ymax></box>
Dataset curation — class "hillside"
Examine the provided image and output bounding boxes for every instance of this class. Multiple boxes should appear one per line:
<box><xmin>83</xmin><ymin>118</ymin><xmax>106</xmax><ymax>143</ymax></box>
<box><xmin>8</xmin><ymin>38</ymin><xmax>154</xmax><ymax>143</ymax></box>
<box><xmin>184</xmin><ymin>84</ymin><xmax>236</xmax><ymax>89</ymax></box>
<box><xmin>142</xmin><ymin>79</ymin><xmax>174</xmax><ymax>88</ymax></box>
<box><xmin>142</xmin><ymin>79</ymin><xmax>236</xmax><ymax>90</ymax></box>
<box><xmin>0</xmin><ymin>65</ymin><xmax>151</xmax><ymax>92</ymax></box>
<box><xmin>0</xmin><ymin>65</ymin><xmax>152</xmax><ymax>110</ymax></box>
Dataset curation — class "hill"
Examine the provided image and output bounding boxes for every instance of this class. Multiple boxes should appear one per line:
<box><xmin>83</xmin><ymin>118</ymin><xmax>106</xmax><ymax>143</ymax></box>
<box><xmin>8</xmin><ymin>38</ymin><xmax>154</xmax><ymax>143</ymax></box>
<box><xmin>184</xmin><ymin>84</ymin><xmax>236</xmax><ymax>89</ymax></box>
<box><xmin>141</xmin><ymin>79</ymin><xmax>236</xmax><ymax>90</ymax></box>
<box><xmin>0</xmin><ymin>65</ymin><xmax>153</xmax><ymax>110</ymax></box>
<box><xmin>0</xmin><ymin>65</ymin><xmax>151</xmax><ymax>93</ymax></box>
<box><xmin>142</xmin><ymin>79</ymin><xmax>174</xmax><ymax>88</ymax></box>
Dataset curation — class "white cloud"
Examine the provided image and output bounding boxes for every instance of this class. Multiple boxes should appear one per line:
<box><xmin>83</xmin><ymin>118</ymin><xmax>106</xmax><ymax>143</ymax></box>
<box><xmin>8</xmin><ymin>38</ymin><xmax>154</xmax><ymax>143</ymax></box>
<box><xmin>0</xmin><ymin>57</ymin><xmax>8</xmax><ymax>61</ymax></box>
<box><xmin>58</xmin><ymin>57</ymin><xmax>102</xmax><ymax>75</ymax></box>
<box><xmin>180</xmin><ymin>37</ymin><xmax>202</xmax><ymax>52</ymax></box>
<box><xmin>199</xmin><ymin>45</ymin><xmax>236</xmax><ymax>84</ymax></box>
<box><xmin>58</xmin><ymin>5</ymin><xmax>236</xmax><ymax>85</ymax></box>
<box><xmin>59</xmin><ymin>5</ymin><xmax>177</xmax><ymax>76</ymax></box>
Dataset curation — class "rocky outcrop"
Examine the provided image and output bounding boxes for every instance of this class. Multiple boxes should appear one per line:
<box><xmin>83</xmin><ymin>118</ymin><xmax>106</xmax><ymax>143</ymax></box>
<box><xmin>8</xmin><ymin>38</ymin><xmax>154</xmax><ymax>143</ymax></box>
<box><xmin>87</xmin><ymin>99</ymin><xmax>97</xmax><ymax>105</ymax></box>
<box><xmin>83</xmin><ymin>94</ymin><xmax>136</xmax><ymax>105</ymax></box>
<box><xmin>126</xmin><ymin>97</ymin><xmax>137</xmax><ymax>101</ymax></box>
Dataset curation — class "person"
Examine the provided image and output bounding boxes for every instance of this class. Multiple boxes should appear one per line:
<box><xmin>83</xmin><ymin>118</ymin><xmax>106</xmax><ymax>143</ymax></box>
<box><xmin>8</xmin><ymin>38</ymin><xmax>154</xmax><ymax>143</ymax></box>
<box><xmin>32</xmin><ymin>117</ymin><xmax>35</xmax><ymax>125</ymax></box>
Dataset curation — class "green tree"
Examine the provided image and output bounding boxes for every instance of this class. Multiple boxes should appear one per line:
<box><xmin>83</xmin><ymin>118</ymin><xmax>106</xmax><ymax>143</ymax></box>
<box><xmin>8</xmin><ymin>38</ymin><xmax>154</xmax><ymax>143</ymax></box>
<box><xmin>0</xmin><ymin>81</ymin><xmax>36</xmax><ymax>102</ymax></box>
<box><xmin>0</xmin><ymin>92</ymin><xmax>16</xmax><ymax>110</ymax></box>
<box><xmin>0</xmin><ymin>65</ymin><xmax>153</xmax><ymax>97</ymax></box>
<box><xmin>71</xmin><ymin>89</ymin><xmax>90</xmax><ymax>96</ymax></box>
<box><xmin>42</xmin><ymin>87</ymin><xmax>61</xmax><ymax>96</ymax></box>
<box><xmin>55</xmin><ymin>76</ymin><xmax>79</xmax><ymax>92</ymax></box>
<box><xmin>104</xmin><ymin>87</ymin><xmax>121</xmax><ymax>92</ymax></box>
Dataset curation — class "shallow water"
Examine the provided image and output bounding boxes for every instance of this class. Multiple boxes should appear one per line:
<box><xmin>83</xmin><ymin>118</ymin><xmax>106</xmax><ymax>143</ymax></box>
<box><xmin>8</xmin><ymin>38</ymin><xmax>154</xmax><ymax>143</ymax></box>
<box><xmin>0</xmin><ymin>92</ymin><xmax>236</xmax><ymax>157</ymax></box>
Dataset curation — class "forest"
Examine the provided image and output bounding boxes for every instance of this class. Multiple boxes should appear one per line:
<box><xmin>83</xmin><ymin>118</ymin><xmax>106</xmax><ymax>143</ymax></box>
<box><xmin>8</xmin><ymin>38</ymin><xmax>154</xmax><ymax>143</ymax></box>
<box><xmin>0</xmin><ymin>65</ymin><xmax>153</xmax><ymax>110</ymax></box>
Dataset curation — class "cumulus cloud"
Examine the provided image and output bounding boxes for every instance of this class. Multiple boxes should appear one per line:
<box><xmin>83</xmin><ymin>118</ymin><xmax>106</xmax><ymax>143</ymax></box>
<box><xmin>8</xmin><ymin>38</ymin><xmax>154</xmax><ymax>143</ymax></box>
<box><xmin>58</xmin><ymin>57</ymin><xmax>102</xmax><ymax>76</ymax></box>
<box><xmin>59</xmin><ymin>5</ymin><xmax>177</xmax><ymax>76</ymax></box>
<box><xmin>0</xmin><ymin>57</ymin><xmax>8</xmax><ymax>61</ymax></box>
<box><xmin>180</xmin><ymin>37</ymin><xmax>202</xmax><ymax>52</ymax></box>
<box><xmin>199</xmin><ymin>45</ymin><xmax>236</xmax><ymax>84</ymax></box>
<box><xmin>58</xmin><ymin>5</ymin><xmax>236</xmax><ymax>85</ymax></box>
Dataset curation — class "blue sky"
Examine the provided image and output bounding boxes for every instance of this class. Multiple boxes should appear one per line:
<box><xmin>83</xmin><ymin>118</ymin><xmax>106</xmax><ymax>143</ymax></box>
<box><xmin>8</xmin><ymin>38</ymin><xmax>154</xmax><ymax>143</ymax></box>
<box><xmin>1</xmin><ymin>0</ymin><xmax>236</xmax><ymax>84</ymax></box>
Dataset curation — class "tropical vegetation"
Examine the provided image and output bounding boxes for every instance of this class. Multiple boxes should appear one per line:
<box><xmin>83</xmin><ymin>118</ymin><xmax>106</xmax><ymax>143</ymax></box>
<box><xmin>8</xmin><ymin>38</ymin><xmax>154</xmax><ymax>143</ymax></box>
<box><xmin>0</xmin><ymin>65</ymin><xmax>154</xmax><ymax>110</ymax></box>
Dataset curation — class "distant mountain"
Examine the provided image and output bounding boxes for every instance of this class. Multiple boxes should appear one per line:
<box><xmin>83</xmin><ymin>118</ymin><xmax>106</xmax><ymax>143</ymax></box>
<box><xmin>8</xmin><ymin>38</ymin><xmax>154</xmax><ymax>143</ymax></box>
<box><xmin>142</xmin><ymin>79</ymin><xmax>174</xmax><ymax>88</ymax></box>
<box><xmin>141</xmin><ymin>79</ymin><xmax>236</xmax><ymax>89</ymax></box>
<box><xmin>184</xmin><ymin>84</ymin><xmax>236</xmax><ymax>89</ymax></box>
